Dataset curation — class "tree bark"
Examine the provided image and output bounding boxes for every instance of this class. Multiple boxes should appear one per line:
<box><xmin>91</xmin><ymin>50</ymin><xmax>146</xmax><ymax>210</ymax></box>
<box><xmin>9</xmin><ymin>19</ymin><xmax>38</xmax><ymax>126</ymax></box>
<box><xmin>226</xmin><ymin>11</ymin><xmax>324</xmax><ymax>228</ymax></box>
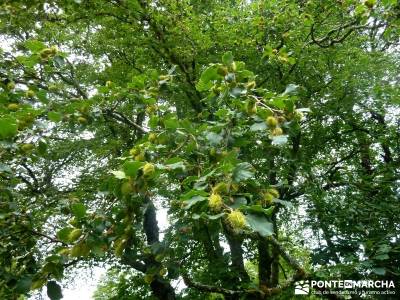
<box><xmin>223</xmin><ymin>224</ymin><xmax>250</xmax><ymax>284</ymax></box>
<box><xmin>143</xmin><ymin>197</ymin><xmax>176</xmax><ymax>300</ymax></box>
<box><xmin>258</xmin><ymin>238</ymin><xmax>272</xmax><ymax>288</ymax></box>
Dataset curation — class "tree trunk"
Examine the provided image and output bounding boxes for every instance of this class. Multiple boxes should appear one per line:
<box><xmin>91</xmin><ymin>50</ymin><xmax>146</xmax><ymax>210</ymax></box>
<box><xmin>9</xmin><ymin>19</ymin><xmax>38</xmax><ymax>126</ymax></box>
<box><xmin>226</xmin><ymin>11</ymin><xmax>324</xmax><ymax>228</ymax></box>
<box><xmin>143</xmin><ymin>198</ymin><xmax>176</xmax><ymax>300</ymax></box>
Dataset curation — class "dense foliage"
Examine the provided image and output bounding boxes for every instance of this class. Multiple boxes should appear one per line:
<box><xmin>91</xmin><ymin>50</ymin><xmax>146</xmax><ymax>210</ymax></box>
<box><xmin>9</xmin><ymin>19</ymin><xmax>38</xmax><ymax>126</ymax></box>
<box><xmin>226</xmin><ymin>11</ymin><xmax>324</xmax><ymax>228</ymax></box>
<box><xmin>0</xmin><ymin>0</ymin><xmax>399</xmax><ymax>299</ymax></box>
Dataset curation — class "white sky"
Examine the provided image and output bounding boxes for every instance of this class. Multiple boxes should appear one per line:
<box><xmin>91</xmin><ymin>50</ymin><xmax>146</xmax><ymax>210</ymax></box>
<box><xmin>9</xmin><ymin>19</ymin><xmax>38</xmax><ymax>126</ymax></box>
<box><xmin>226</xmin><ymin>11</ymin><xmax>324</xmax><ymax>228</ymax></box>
<box><xmin>62</xmin><ymin>266</ymin><xmax>104</xmax><ymax>300</ymax></box>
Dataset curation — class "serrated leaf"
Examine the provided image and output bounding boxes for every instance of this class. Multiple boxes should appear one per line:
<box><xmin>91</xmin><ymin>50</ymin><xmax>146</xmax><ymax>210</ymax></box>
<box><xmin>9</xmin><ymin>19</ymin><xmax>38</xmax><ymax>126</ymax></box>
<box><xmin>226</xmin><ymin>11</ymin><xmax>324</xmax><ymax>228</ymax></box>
<box><xmin>245</xmin><ymin>214</ymin><xmax>274</xmax><ymax>237</ymax></box>
<box><xmin>53</xmin><ymin>56</ymin><xmax>65</xmax><ymax>68</ymax></box>
<box><xmin>16</xmin><ymin>55</ymin><xmax>40</xmax><ymax>68</ymax></box>
<box><xmin>232</xmin><ymin>162</ymin><xmax>254</xmax><ymax>182</ymax></box>
<box><xmin>196</xmin><ymin>80</ymin><xmax>213</xmax><ymax>92</ymax></box>
<box><xmin>47</xmin><ymin>281</ymin><xmax>63</xmax><ymax>300</ymax></box>
<box><xmin>250</xmin><ymin>122</ymin><xmax>267</xmax><ymax>131</ymax></box>
<box><xmin>24</xmin><ymin>40</ymin><xmax>46</xmax><ymax>53</ymax></box>
<box><xmin>206</xmin><ymin>132</ymin><xmax>223</xmax><ymax>145</ymax></box>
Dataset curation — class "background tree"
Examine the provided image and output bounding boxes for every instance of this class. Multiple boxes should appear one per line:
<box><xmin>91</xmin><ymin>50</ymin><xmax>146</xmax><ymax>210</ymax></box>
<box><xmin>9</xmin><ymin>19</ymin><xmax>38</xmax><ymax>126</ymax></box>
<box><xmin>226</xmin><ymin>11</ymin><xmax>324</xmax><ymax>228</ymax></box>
<box><xmin>0</xmin><ymin>0</ymin><xmax>399</xmax><ymax>299</ymax></box>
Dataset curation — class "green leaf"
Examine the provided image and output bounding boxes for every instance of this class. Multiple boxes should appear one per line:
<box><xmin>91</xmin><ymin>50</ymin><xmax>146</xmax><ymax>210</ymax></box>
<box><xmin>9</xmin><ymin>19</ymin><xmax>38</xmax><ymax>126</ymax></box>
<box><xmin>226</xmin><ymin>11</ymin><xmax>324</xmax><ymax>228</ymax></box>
<box><xmin>245</xmin><ymin>214</ymin><xmax>274</xmax><ymax>237</ymax></box>
<box><xmin>24</xmin><ymin>40</ymin><xmax>46</xmax><ymax>52</ymax></box>
<box><xmin>232</xmin><ymin>162</ymin><xmax>254</xmax><ymax>182</ymax></box>
<box><xmin>222</xmin><ymin>51</ymin><xmax>234</xmax><ymax>66</ymax></box>
<box><xmin>15</xmin><ymin>277</ymin><xmax>32</xmax><ymax>293</ymax></box>
<box><xmin>244</xmin><ymin>205</ymin><xmax>274</xmax><ymax>217</ymax></box>
<box><xmin>262</xmin><ymin>45</ymin><xmax>274</xmax><ymax>58</ymax></box>
<box><xmin>110</xmin><ymin>170</ymin><xmax>126</xmax><ymax>179</ymax></box>
<box><xmin>196</xmin><ymin>79</ymin><xmax>213</xmax><ymax>92</ymax></box>
<box><xmin>382</xmin><ymin>0</ymin><xmax>397</xmax><ymax>6</ymax></box>
<box><xmin>200</xmin><ymin>65</ymin><xmax>219</xmax><ymax>82</ymax></box>
<box><xmin>53</xmin><ymin>56</ymin><xmax>65</xmax><ymax>68</ymax></box>
<box><xmin>207</xmin><ymin>212</ymin><xmax>225</xmax><ymax>220</ymax></box>
<box><xmin>91</xmin><ymin>244</ymin><xmax>106</xmax><ymax>257</ymax></box>
<box><xmin>47</xmin><ymin>281</ymin><xmax>63</xmax><ymax>300</ymax></box>
<box><xmin>270</xmin><ymin>96</ymin><xmax>286</xmax><ymax>109</ymax></box>
<box><xmin>48</xmin><ymin>111</ymin><xmax>62</xmax><ymax>122</ymax></box>
<box><xmin>273</xmin><ymin>199</ymin><xmax>293</xmax><ymax>208</ymax></box>
<box><xmin>237</xmin><ymin>69</ymin><xmax>254</xmax><ymax>80</ymax></box>
<box><xmin>374</xmin><ymin>254</ymin><xmax>389</xmax><ymax>260</ymax></box>
<box><xmin>16</xmin><ymin>55</ymin><xmax>40</xmax><ymax>68</ymax></box>
<box><xmin>181</xmin><ymin>189</ymin><xmax>209</xmax><ymax>201</ymax></box>
<box><xmin>229</xmin><ymin>196</ymin><xmax>248</xmax><ymax>209</ymax></box>
<box><xmin>71</xmin><ymin>203</ymin><xmax>86</xmax><ymax>219</ymax></box>
<box><xmin>355</xmin><ymin>4</ymin><xmax>367</xmax><ymax>16</ymax></box>
<box><xmin>194</xmin><ymin>170</ymin><xmax>216</xmax><ymax>189</ymax></box>
<box><xmin>206</xmin><ymin>132</ymin><xmax>223</xmax><ymax>145</ymax></box>
<box><xmin>0</xmin><ymin>163</ymin><xmax>12</xmax><ymax>174</ymax></box>
<box><xmin>250</xmin><ymin>122</ymin><xmax>267</xmax><ymax>131</ymax></box>
<box><xmin>229</xmin><ymin>87</ymin><xmax>246</xmax><ymax>98</ymax></box>
<box><xmin>196</xmin><ymin>65</ymin><xmax>219</xmax><ymax>91</ymax></box>
<box><xmin>371</xmin><ymin>267</ymin><xmax>386</xmax><ymax>275</ymax></box>
<box><xmin>164</xmin><ymin>161</ymin><xmax>186</xmax><ymax>171</ymax></box>
<box><xmin>149</xmin><ymin>115</ymin><xmax>159</xmax><ymax>128</ymax></box>
<box><xmin>183</xmin><ymin>195</ymin><xmax>207</xmax><ymax>210</ymax></box>
<box><xmin>192</xmin><ymin>213</ymin><xmax>201</xmax><ymax>219</ymax></box>
<box><xmin>123</xmin><ymin>160</ymin><xmax>143</xmax><ymax>177</ymax></box>
<box><xmin>56</xmin><ymin>227</ymin><xmax>74</xmax><ymax>242</ymax></box>
<box><xmin>192</xmin><ymin>212</ymin><xmax>225</xmax><ymax>220</ymax></box>
<box><xmin>0</xmin><ymin>117</ymin><xmax>18</xmax><ymax>139</ymax></box>
<box><xmin>164</xmin><ymin>118</ymin><xmax>179</xmax><ymax>130</ymax></box>
<box><xmin>38</xmin><ymin>140</ymin><xmax>48</xmax><ymax>155</ymax></box>
<box><xmin>377</xmin><ymin>244</ymin><xmax>391</xmax><ymax>254</ymax></box>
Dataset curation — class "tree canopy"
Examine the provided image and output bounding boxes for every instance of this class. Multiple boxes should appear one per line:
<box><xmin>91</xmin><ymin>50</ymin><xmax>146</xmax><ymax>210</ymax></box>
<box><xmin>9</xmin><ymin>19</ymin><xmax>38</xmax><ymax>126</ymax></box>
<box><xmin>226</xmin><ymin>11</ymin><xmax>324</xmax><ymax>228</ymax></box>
<box><xmin>0</xmin><ymin>0</ymin><xmax>399</xmax><ymax>299</ymax></box>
